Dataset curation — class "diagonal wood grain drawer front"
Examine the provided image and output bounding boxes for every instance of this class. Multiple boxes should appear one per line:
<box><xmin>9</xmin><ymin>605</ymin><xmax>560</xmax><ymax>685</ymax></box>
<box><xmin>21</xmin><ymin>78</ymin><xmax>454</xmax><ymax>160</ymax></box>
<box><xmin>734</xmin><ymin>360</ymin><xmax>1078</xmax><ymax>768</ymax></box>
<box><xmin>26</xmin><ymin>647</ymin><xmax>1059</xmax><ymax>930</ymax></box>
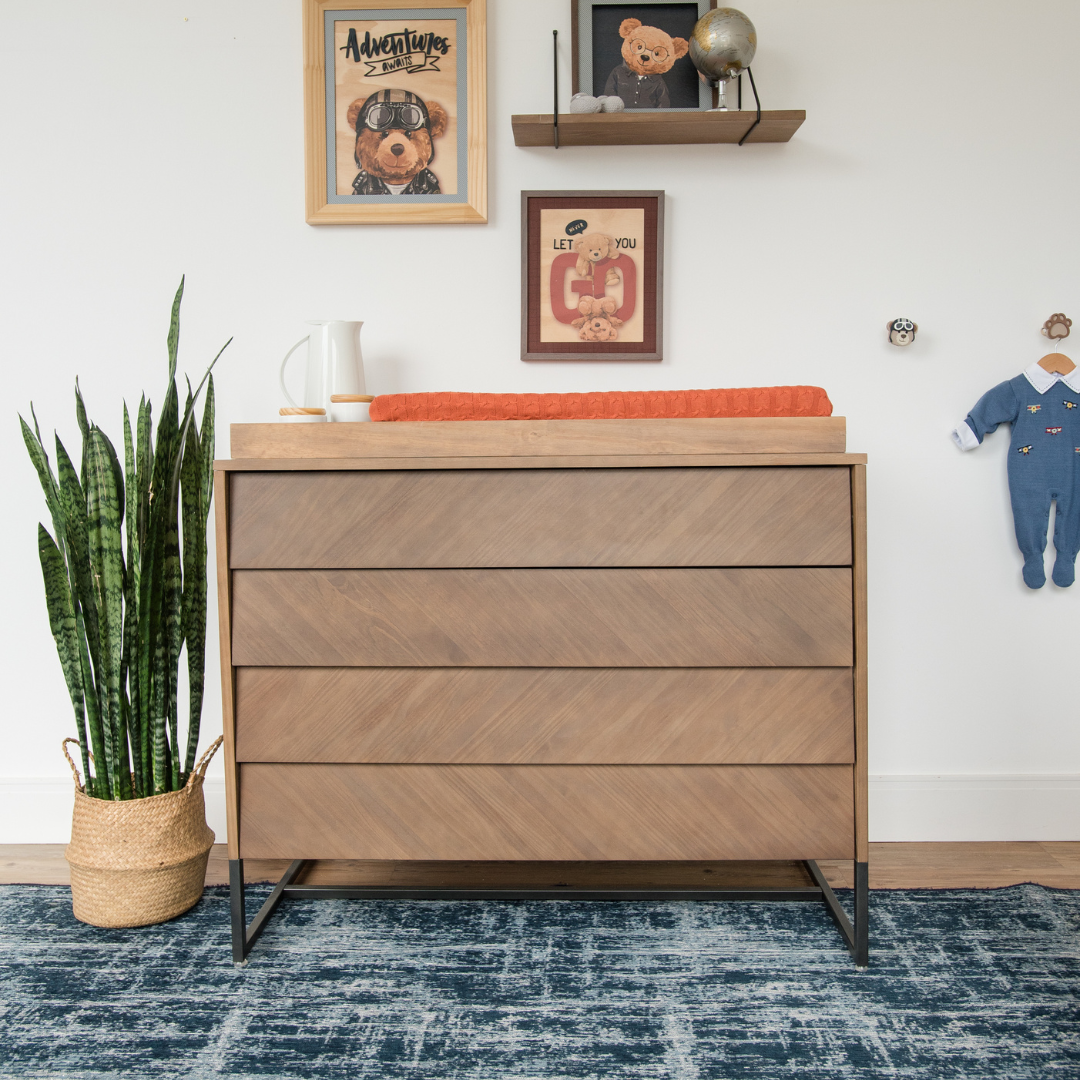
<box><xmin>237</xmin><ymin>763</ymin><xmax>856</xmax><ymax>861</ymax></box>
<box><xmin>234</xmin><ymin>667</ymin><xmax>855</xmax><ymax>764</ymax></box>
<box><xmin>230</xmin><ymin>567</ymin><xmax>853</xmax><ymax>667</ymax></box>
<box><xmin>228</xmin><ymin>467</ymin><xmax>852</xmax><ymax>568</ymax></box>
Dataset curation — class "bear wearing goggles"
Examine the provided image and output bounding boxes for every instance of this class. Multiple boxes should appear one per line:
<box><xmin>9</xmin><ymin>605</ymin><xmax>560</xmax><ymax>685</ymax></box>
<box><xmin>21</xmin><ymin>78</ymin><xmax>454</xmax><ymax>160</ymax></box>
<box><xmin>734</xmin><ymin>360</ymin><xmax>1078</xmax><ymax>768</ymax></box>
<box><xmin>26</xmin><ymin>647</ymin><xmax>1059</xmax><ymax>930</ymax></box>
<box><xmin>346</xmin><ymin>89</ymin><xmax>448</xmax><ymax>195</ymax></box>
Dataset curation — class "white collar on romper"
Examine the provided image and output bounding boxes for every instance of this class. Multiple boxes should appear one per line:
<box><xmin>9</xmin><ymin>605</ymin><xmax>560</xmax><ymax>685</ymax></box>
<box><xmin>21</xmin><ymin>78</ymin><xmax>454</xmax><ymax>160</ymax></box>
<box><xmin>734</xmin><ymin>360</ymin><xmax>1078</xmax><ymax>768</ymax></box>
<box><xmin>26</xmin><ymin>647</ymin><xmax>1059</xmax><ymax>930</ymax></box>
<box><xmin>1024</xmin><ymin>361</ymin><xmax>1080</xmax><ymax>394</ymax></box>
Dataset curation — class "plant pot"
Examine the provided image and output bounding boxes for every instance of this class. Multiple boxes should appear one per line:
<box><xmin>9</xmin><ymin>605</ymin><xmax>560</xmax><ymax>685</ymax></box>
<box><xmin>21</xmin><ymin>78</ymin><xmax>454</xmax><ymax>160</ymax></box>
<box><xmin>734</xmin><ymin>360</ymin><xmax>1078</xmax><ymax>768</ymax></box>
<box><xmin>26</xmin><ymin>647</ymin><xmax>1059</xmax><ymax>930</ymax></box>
<box><xmin>63</xmin><ymin>736</ymin><xmax>222</xmax><ymax>928</ymax></box>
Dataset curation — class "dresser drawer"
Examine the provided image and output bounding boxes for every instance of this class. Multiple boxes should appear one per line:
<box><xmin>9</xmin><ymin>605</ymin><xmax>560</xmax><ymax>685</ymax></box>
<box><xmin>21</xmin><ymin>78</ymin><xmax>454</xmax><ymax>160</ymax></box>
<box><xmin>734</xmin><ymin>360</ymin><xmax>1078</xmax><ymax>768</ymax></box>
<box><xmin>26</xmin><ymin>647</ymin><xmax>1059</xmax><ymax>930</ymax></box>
<box><xmin>231</xmin><ymin>568</ymin><xmax>853</xmax><ymax>667</ymax></box>
<box><xmin>228</xmin><ymin>467</ymin><xmax>852</xmax><ymax>569</ymax></box>
<box><xmin>238</xmin><ymin>763</ymin><xmax>855</xmax><ymax>861</ymax></box>
<box><xmin>235</xmin><ymin>667</ymin><xmax>854</xmax><ymax>764</ymax></box>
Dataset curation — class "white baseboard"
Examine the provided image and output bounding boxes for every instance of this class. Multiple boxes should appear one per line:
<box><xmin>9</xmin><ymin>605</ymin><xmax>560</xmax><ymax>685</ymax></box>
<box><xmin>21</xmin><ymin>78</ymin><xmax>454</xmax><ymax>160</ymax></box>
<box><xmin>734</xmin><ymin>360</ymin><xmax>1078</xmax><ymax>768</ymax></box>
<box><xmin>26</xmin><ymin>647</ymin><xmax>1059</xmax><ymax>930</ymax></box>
<box><xmin>869</xmin><ymin>774</ymin><xmax>1080</xmax><ymax>842</ymax></box>
<box><xmin>0</xmin><ymin>774</ymin><xmax>1077</xmax><ymax>845</ymax></box>
<box><xmin>0</xmin><ymin>778</ymin><xmax>230</xmax><ymax>844</ymax></box>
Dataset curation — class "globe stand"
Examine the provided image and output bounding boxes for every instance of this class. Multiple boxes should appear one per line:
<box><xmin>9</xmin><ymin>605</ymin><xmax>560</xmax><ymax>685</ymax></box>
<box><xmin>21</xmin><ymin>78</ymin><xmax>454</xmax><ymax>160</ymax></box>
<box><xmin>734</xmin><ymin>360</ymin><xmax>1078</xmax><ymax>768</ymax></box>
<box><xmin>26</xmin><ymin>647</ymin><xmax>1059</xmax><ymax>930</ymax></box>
<box><xmin>707</xmin><ymin>67</ymin><xmax>761</xmax><ymax>145</ymax></box>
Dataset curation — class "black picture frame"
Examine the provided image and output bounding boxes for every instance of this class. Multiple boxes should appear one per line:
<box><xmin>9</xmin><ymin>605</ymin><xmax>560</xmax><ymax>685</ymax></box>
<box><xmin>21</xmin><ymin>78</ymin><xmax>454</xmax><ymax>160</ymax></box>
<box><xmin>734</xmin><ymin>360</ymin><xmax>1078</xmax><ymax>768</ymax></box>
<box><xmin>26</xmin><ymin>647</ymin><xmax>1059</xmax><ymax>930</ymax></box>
<box><xmin>571</xmin><ymin>0</ymin><xmax>712</xmax><ymax>111</ymax></box>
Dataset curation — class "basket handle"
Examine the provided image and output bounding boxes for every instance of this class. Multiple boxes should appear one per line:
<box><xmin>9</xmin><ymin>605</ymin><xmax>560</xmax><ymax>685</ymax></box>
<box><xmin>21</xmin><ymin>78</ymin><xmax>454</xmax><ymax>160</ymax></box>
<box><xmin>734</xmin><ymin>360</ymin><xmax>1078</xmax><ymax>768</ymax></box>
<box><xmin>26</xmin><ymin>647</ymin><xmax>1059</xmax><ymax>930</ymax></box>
<box><xmin>62</xmin><ymin>738</ymin><xmax>86</xmax><ymax>793</ymax></box>
<box><xmin>187</xmin><ymin>735</ymin><xmax>224</xmax><ymax>787</ymax></box>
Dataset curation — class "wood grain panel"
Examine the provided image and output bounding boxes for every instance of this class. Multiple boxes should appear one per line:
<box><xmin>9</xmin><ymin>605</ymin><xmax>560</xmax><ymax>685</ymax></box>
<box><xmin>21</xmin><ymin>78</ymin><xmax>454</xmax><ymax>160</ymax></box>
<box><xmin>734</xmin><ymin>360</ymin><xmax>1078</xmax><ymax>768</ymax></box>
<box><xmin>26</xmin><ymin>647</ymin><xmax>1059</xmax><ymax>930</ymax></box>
<box><xmin>213</xmin><ymin>471</ymin><xmax>241</xmax><ymax>859</ymax></box>
<box><xmin>230</xmin><ymin>568</ymin><xmax>853</xmax><ymax>667</ymax></box>
<box><xmin>852</xmin><ymin>464</ymin><xmax>869</xmax><ymax>863</ymax></box>
<box><xmin>229</xmin><ymin>417</ymin><xmax>847</xmax><ymax>460</ymax></box>
<box><xmin>510</xmin><ymin>110</ymin><xmax>806</xmax><ymax>146</ymax></box>
<box><xmin>217</xmin><ymin>453</ymin><xmax>868</xmax><ymax>472</ymax></box>
<box><xmin>234</xmin><ymin>667</ymin><xmax>855</xmax><ymax>764</ymax></box>
<box><xmin>238</xmin><ymin>764</ymin><xmax>855</xmax><ymax>861</ymax></box>
<box><xmin>229</xmin><ymin>468</ymin><xmax>852</xmax><ymax>569</ymax></box>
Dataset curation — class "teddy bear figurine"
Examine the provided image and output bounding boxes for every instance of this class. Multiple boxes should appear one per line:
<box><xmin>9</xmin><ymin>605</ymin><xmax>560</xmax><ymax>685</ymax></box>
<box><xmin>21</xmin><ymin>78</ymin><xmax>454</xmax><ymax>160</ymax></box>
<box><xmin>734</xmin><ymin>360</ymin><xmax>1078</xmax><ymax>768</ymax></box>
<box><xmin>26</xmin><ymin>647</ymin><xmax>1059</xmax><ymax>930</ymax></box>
<box><xmin>574</xmin><ymin>233</ymin><xmax>621</xmax><ymax>286</ymax></box>
<box><xmin>604</xmin><ymin>18</ymin><xmax>689</xmax><ymax>109</ymax></box>
<box><xmin>571</xmin><ymin>296</ymin><xmax>624</xmax><ymax>341</ymax></box>
<box><xmin>346</xmin><ymin>88</ymin><xmax>448</xmax><ymax>195</ymax></box>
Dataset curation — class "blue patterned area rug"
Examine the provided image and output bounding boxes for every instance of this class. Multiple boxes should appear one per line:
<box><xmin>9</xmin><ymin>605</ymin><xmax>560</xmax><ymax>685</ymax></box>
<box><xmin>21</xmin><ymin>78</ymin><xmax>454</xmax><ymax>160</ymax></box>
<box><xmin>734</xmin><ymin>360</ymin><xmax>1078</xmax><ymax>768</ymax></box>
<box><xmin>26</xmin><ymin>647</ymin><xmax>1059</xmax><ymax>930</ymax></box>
<box><xmin>1</xmin><ymin>884</ymin><xmax>1078</xmax><ymax>1079</ymax></box>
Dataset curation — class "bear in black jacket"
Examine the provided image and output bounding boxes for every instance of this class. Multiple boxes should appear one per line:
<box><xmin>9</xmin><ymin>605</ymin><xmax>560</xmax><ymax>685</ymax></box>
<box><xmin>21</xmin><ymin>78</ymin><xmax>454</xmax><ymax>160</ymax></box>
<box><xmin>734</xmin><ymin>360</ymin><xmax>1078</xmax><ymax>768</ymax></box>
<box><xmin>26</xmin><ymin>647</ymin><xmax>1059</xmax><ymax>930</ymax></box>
<box><xmin>346</xmin><ymin>88</ymin><xmax>448</xmax><ymax>194</ymax></box>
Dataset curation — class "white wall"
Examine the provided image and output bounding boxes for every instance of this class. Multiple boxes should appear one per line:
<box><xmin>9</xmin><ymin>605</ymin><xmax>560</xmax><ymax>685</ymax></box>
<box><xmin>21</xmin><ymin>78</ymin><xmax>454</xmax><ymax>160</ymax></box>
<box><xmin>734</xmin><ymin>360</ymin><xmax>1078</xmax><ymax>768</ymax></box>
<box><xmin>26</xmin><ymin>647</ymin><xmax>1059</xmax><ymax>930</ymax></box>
<box><xmin>2</xmin><ymin>0</ymin><xmax>1078</xmax><ymax>844</ymax></box>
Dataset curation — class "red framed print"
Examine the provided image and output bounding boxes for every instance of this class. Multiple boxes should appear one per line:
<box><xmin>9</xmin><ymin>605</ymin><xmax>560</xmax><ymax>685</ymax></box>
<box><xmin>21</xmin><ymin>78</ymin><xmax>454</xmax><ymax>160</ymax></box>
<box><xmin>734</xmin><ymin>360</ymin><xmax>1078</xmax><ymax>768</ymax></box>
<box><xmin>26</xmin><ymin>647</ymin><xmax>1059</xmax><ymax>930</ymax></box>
<box><xmin>521</xmin><ymin>190</ymin><xmax>664</xmax><ymax>361</ymax></box>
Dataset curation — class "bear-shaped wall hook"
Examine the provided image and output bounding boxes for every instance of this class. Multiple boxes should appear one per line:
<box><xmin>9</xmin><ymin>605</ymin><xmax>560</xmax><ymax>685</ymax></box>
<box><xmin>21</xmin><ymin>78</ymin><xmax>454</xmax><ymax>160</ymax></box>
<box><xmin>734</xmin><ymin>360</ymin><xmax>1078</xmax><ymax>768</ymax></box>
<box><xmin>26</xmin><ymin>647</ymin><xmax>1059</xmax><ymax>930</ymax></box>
<box><xmin>1041</xmin><ymin>313</ymin><xmax>1072</xmax><ymax>340</ymax></box>
<box><xmin>888</xmin><ymin>318</ymin><xmax>917</xmax><ymax>346</ymax></box>
<box><xmin>604</xmin><ymin>18</ymin><xmax>688</xmax><ymax>109</ymax></box>
<box><xmin>346</xmin><ymin>89</ymin><xmax>448</xmax><ymax>195</ymax></box>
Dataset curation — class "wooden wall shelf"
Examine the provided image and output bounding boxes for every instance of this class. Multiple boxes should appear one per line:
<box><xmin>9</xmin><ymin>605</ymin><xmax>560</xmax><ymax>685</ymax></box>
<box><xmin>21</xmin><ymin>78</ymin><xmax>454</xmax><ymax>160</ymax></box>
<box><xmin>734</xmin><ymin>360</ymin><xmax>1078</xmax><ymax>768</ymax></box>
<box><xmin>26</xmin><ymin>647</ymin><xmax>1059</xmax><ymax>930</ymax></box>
<box><xmin>511</xmin><ymin>109</ymin><xmax>805</xmax><ymax>147</ymax></box>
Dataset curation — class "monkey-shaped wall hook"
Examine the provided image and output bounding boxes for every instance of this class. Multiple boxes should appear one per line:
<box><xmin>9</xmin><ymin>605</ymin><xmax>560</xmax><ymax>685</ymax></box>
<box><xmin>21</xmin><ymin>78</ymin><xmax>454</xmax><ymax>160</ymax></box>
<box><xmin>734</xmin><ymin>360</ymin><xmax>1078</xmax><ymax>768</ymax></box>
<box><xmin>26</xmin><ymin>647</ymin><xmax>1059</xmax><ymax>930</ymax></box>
<box><xmin>1041</xmin><ymin>313</ymin><xmax>1072</xmax><ymax>340</ymax></box>
<box><xmin>887</xmin><ymin>318</ymin><xmax>917</xmax><ymax>346</ymax></box>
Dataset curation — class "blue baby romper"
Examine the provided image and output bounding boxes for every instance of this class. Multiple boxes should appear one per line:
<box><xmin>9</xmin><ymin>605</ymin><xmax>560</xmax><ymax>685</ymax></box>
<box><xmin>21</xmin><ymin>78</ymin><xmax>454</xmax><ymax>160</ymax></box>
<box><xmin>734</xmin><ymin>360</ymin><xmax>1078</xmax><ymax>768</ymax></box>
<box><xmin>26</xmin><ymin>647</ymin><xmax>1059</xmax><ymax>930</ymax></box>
<box><xmin>953</xmin><ymin>362</ymin><xmax>1080</xmax><ymax>588</ymax></box>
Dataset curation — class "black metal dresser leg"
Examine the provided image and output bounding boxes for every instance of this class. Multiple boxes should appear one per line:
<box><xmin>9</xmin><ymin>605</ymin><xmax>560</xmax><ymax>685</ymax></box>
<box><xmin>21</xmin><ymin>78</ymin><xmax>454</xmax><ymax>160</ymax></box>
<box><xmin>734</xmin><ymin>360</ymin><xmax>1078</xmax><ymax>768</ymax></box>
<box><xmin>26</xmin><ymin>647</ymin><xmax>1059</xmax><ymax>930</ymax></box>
<box><xmin>229</xmin><ymin>859</ymin><xmax>247</xmax><ymax>964</ymax></box>
<box><xmin>853</xmin><ymin>860</ymin><xmax>869</xmax><ymax>968</ymax></box>
<box><xmin>806</xmin><ymin>859</ymin><xmax>869</xmax><ymax>967</ymax></box>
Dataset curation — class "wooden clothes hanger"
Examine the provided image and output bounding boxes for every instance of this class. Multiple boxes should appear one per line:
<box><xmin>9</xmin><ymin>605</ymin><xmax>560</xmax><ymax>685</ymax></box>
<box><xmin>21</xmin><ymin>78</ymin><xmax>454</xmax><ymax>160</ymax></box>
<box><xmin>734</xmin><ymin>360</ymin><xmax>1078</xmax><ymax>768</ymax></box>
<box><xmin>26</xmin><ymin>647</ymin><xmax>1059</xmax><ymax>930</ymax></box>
<box><xmin>1038</xmin><ymin>352</ymin><xmax>1075</xmax><ymax>374</ymax></box>
<box><xmin>1039</xmin><ymin>314</ymin><xmax>1075</xmax><ymax>373</ymax></box>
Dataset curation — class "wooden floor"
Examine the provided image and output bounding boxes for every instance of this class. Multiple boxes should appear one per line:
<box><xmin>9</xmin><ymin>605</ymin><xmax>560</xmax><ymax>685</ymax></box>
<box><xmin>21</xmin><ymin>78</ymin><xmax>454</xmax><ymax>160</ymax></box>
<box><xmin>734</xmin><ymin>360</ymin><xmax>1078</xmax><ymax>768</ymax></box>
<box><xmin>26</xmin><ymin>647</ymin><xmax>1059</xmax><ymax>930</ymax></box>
<box><xmin>2</xmin><ymin>843</ymin><xmax>1079</xmax><ymax>889</ymax></box>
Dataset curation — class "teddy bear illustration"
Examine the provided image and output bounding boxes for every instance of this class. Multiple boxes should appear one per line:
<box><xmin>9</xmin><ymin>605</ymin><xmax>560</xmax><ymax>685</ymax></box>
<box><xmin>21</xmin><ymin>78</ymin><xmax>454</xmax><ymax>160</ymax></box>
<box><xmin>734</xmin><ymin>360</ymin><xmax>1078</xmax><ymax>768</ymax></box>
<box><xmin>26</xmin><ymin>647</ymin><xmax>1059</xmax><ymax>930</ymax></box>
<box><xmin>604</xmin><ymin>18</ymin><xmax>688</xmax><ymax>109</ymax></box>
<box><xmin>574</xmin><ymin>233</ymin><xmax>621</xmax><ymax>286</ymax></box>
<box><xmin>571</xmin><ymin>296</ymin><xmax>623</xmax><ymax>341</ymax></box>
<box><xmin>346</xmin><ymin>88</ymin><xmax>448</xmax><ymax>195</ymax></box>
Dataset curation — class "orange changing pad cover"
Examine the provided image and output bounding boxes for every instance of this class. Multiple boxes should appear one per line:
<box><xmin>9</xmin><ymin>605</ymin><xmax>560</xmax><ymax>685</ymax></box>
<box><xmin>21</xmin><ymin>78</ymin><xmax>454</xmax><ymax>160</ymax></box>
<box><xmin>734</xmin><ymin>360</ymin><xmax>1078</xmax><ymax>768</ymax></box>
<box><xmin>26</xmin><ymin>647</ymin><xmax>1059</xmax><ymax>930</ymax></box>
<box><xmin>369</xmin><ymin>387</ymin><xmax>832</xmax><ymax>422</ymax></box>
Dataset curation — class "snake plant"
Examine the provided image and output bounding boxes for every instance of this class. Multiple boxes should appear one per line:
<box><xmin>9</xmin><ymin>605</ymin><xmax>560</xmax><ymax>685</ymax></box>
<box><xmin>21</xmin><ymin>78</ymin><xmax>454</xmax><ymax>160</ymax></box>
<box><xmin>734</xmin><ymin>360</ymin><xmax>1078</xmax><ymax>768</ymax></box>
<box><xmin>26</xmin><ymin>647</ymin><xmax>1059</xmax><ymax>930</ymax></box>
<box><xmin>22</xmin><ymin>279</ymin><xmax>230</xmax><ymax>799</ymax></box>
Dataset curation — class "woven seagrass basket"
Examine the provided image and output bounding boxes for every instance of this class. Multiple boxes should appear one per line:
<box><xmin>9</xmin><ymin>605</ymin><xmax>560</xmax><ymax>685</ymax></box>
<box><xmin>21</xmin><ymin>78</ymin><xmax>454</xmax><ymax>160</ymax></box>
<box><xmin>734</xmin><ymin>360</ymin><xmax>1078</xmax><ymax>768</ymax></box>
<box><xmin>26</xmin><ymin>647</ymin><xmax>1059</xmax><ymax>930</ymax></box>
<box><xmin>63</xmin><ymin>736</ymin><xmax>222</xmax><ymax>928</ymax></box>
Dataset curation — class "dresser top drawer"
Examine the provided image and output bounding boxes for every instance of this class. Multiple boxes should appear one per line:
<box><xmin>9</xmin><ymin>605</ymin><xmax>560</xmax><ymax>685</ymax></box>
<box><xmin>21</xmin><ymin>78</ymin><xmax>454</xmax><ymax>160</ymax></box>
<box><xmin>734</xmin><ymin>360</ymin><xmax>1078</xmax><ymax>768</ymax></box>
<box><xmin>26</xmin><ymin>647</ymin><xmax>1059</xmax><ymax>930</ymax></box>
<box><xmin>229</xmin><ymin>467</ymin><xmax>852</xmax><ymax>569</ymax></box>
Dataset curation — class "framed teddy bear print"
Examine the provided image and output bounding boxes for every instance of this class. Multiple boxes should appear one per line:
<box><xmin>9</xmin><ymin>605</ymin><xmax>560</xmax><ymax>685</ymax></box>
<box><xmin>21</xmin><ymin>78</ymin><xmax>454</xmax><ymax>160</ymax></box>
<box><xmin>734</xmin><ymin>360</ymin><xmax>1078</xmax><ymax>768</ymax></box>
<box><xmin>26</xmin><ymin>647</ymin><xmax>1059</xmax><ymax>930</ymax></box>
<box><xmin>303</xmin><ymin>0</ymin><xmax>487</xmax><ymax>224</ymax></box>
<box><xmin>521</xmin><ymin>191</ymin><xmax>664</xmax><ymax>362</ymax></box>
<box><xmin>571</xmin><ymin>0</ymin><xmax>713</xmax><ymax>111</ymax></box>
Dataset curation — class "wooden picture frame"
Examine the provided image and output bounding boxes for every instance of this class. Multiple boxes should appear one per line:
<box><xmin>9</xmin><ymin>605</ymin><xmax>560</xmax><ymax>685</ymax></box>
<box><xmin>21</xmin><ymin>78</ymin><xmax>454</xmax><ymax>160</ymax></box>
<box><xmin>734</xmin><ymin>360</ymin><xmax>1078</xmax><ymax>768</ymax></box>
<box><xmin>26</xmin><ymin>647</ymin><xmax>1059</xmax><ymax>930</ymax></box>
<box><xmin>303</xmin><ymin>0</ymin><xmax>487</xmax><ymax>225</ymax></box>
<box><xmin>571</xmin><ymin>0</ymin><xmax>712</xmax><ymax>111</ymax></box>
<box><xmin>521</xmin><ymin>190</ymin><xmax>664</xmax><ymax>362</ymax></box>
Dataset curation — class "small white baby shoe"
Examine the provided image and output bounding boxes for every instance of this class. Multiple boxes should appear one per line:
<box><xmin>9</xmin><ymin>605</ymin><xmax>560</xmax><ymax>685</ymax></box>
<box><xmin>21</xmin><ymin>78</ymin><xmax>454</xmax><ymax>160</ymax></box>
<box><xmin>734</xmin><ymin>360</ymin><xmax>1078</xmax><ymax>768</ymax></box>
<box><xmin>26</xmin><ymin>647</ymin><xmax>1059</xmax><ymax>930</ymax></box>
<box><xmin>599</xmin><ymin>96</ymin><xmax>625</xmax><ymax>112</ymax></box>
<box><xmin>569</xmin><ymin>93</ymin><xmax>602</xmax><ymax>113</ymax></box>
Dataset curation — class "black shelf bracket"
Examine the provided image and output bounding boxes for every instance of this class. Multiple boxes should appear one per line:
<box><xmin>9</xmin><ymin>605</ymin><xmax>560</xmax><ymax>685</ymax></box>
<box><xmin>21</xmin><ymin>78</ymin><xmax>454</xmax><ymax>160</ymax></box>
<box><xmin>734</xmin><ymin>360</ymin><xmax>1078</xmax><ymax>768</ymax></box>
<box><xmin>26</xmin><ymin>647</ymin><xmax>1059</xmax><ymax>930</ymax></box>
<box><xmin>553</xmin><ymin>29</ymin><xmax>560</xmax><ymax>149</ymax></box>
<box><xmin>737</xmin><ymin>66</ymin><xmax>761</xmax><ymax>146</ymax></box>
<box><xmin>229</xmin><ymin>858</ymin><xmax>868</xmax><ymax>967</ymax></box>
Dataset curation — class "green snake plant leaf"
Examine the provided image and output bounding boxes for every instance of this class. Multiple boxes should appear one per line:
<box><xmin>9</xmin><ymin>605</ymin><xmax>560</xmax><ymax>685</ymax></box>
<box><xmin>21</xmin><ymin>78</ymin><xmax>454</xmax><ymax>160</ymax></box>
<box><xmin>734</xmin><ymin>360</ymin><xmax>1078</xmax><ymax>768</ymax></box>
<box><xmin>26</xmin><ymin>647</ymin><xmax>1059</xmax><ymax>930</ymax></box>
<box><xmin>180</xmin><ymin>416</ymin><xmax>205</xmax><ymax>777</ymax></box>
<box><xmin>122</xmin><ymin>405</ymin><xmax>144</xmax><ymax>795</ymax></box>
<box><xmin>167</xmin><ymin>277</ymin><xmax>184</xmax><ymax>385</ymax></box>
<box><xmin>20</xmin><ymin>414</ymin><xmax>65</xmax><ymax>550</ymax></box>
<box><xmin>55</xmin><ymin>437</ymin><xmax>101</xmax><ymax>678</ymax></box>
<box><xmin>36</xmin><ymin>524</ymin><xmax>94</xmax><ymax>795</ymax></box>
<box><xmin>199</xmin><ymin>375</ymin><xmax>216</xmax><ymax>513</ymax></box>
<box><xmin>135</xmin><ymin>396</ymin><xmax>152</xmax><ymax>556</ymax></box>
<box><xmin>143</xmin><ymin>379</ymin><xmax>180</xmax><ymax>792</ymax></box>
<box><xmin>182</xmin><ymin>374</ymin><xmax>215</xmax><ymax>775</ymax></box>
<box><xmin>132</xmin><ymin>395</ymin><xmax>153</xmax><ymax>788</ymax></box>
<box><xmin>54</xmin><ymin>437</ymin><xmax>110</xmax><ymax>798</ymax></box>
<box><xmin>86</xmin><ymin>426</ymin><xmax>130</xmax><ymax>798</ymax></box>
<box><xmin>75</xmin><ymin>379</ymin><xmax>91</xmax><ymax>490</ymax></box>
<box><xmin>163</xmin><ymin>508</ymin><xmax>183</xmax><ymax>791</ymax></box>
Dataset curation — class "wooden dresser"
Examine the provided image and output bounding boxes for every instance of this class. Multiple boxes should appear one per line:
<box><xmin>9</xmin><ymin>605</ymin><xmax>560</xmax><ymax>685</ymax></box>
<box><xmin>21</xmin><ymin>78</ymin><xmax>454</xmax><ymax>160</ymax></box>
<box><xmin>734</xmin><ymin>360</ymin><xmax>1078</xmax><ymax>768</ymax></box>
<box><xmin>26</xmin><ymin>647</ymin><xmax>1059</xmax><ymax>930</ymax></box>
<box><xmin>215</xmin><ymin>417</ymin><xmax>867</xmax><ymax>962</ymax></box>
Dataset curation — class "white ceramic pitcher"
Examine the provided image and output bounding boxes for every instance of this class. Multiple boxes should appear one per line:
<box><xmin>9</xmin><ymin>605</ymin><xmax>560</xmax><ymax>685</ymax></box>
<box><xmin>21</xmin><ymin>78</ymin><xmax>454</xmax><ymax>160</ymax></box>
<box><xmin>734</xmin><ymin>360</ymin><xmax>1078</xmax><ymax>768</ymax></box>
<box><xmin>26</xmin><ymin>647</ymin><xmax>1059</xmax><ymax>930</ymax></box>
<box><xmin>280</xmin><ymin>321</ymin><xmax>366</xmax><ymax>419</ymax></box>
